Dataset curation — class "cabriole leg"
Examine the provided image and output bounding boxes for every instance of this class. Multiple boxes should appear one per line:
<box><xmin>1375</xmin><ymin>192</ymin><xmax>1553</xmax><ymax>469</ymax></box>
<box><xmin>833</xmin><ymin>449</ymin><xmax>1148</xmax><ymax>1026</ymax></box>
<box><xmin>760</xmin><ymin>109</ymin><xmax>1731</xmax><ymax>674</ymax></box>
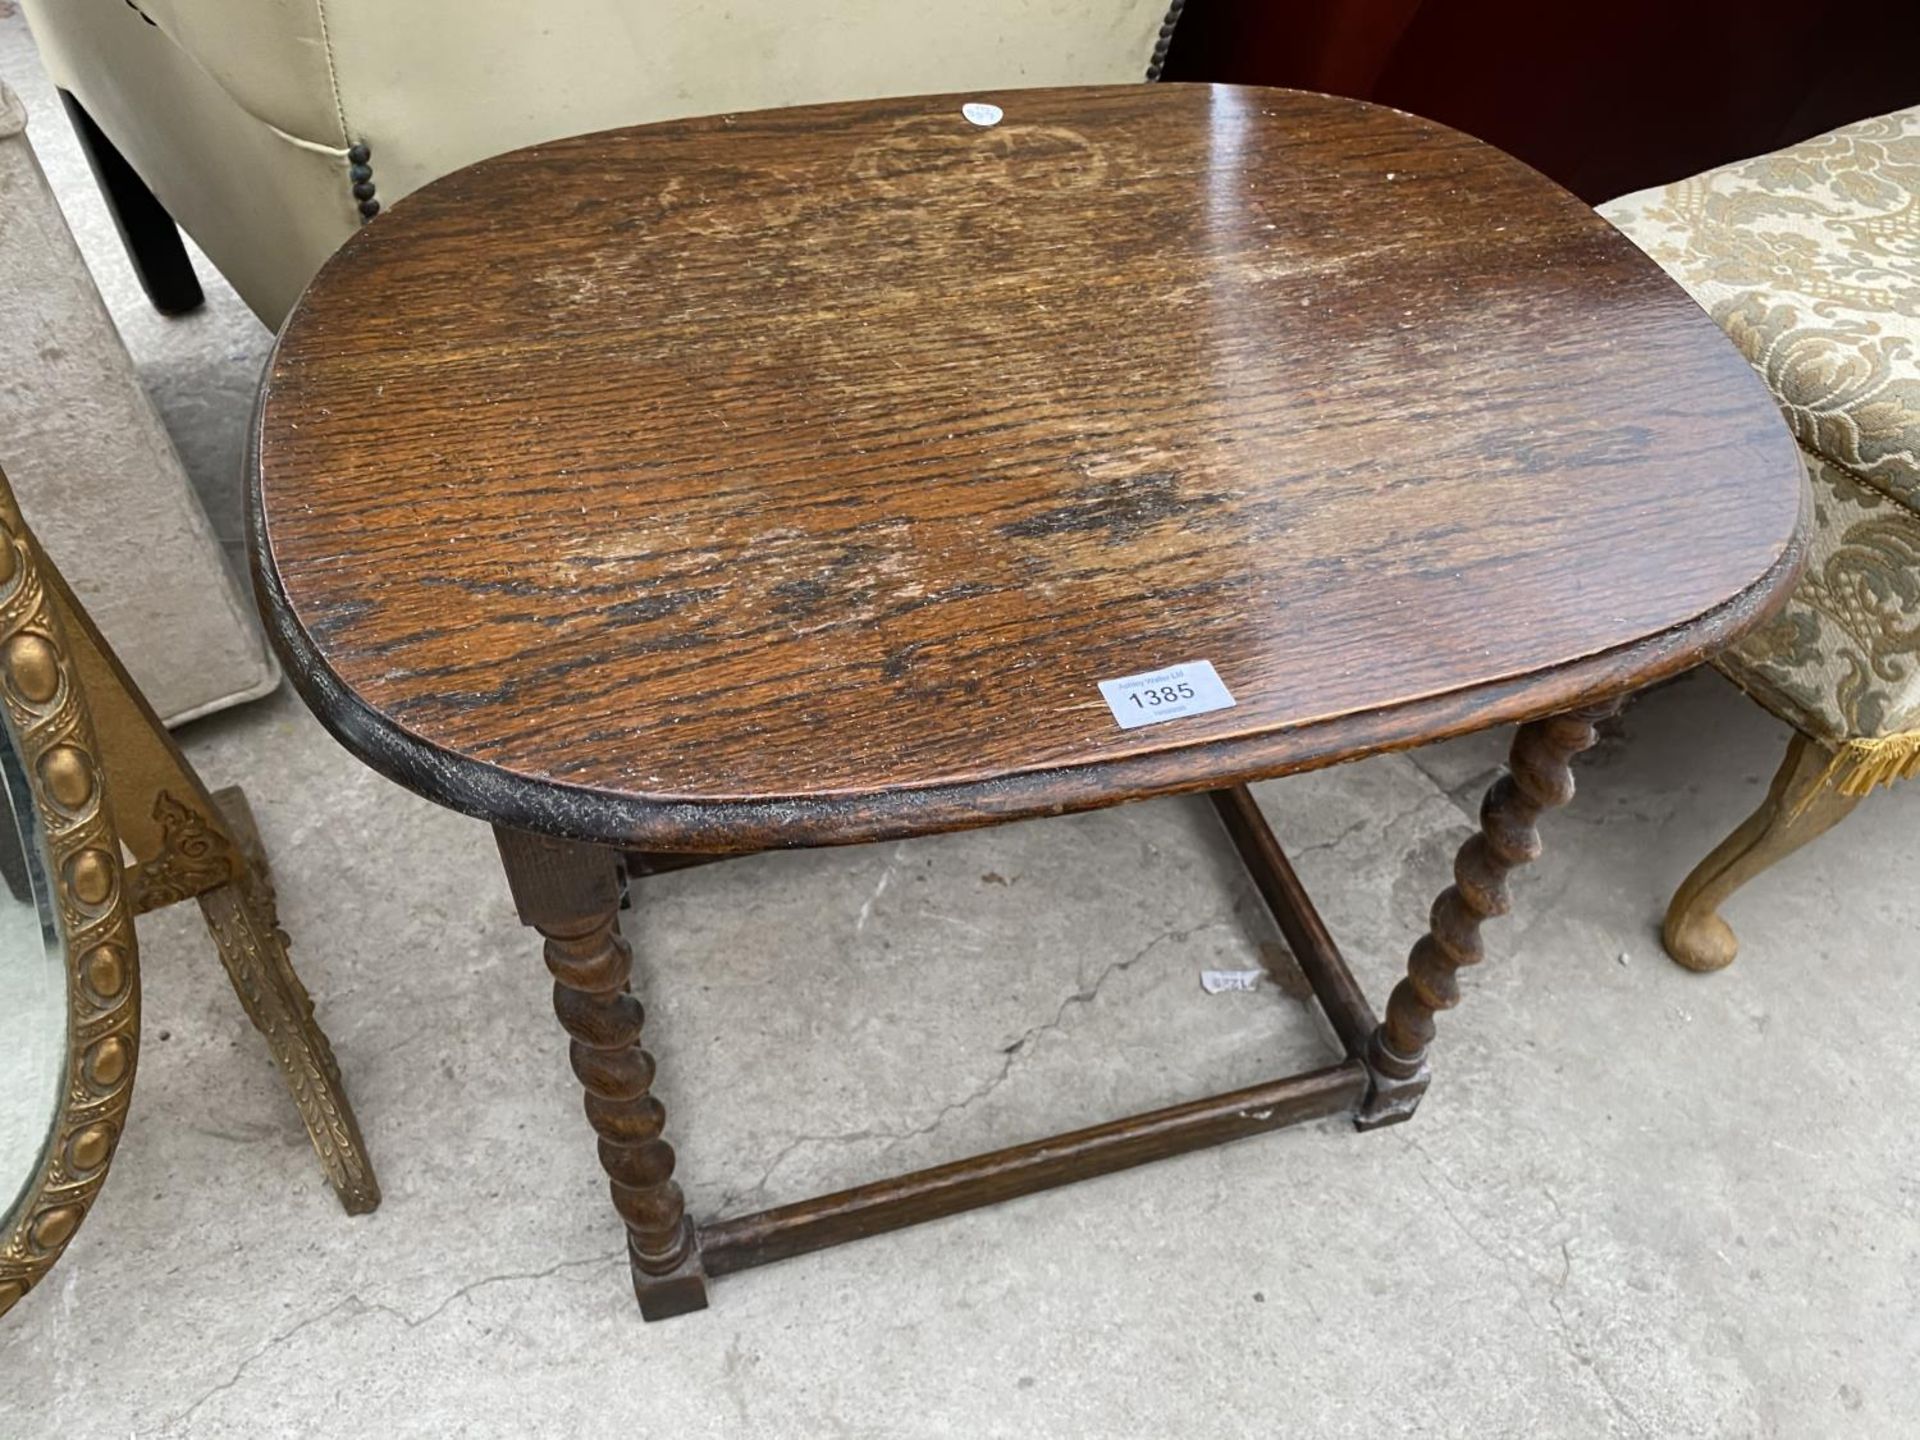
<box><xmin>1358</xmin><ymin>700</ymin><xmax>1618</xmax><ymax>1128</ymax></box>
<box><xmin>1662</xmin><ymin>732</ymin><xmax>1860</xmax><ymax>972</ymax></box>
<box><xmin>494</xmin><ymin>826</ymin><xmax>706</xmax><ymax>1320</ymax></box>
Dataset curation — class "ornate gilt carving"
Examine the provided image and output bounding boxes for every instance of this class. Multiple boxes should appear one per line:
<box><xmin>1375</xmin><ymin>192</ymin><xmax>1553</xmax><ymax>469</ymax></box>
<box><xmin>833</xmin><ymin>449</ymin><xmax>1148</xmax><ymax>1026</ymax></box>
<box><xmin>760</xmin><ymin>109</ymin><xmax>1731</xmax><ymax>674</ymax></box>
<box><xmin>0</xmin><ymin>465</ymin><xmax>380</xmax><ymax>1271</ymax></box>
<box><xmin>0</xmin><ymin>504</ymin><xmax>139</xmax><ymax>1317</ymax></box>
<box><xmin>126</xmin><ymin>788</ymin><xmax>235</xmax><ymax>912</ymax></box>
<box><xmin>198</xmin><ymin>788</ymin><xmax>379</xmax><ymax>1213</ymax></box>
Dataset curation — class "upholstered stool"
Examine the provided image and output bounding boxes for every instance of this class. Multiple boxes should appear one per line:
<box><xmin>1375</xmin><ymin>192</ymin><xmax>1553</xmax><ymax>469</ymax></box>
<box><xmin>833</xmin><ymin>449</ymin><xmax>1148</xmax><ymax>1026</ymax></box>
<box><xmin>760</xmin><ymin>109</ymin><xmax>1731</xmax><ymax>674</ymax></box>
<box><xmin>1602</xmin><ymin>107</ymin><xmax>1920</xmax><ymax>970</ymax></box>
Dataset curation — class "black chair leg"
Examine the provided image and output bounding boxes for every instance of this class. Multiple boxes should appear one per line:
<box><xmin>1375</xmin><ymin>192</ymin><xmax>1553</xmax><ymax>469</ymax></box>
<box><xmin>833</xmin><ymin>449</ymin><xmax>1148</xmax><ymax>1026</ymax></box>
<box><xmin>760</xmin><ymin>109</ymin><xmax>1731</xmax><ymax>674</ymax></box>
<box><xmin>58</xmin><ymin>89</ymin><xmax>204</xmax><ymax>317</ymax></box>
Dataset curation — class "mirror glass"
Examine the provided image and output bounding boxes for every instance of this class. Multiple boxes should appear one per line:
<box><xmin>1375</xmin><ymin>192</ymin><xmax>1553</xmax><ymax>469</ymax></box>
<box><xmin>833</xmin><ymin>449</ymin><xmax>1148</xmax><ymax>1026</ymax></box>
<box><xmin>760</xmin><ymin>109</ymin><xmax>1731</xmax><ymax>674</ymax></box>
<box><xmin>0</xmin><ymin>697</ymin><xmax>67</xmax><ymax>1230</ymax></box>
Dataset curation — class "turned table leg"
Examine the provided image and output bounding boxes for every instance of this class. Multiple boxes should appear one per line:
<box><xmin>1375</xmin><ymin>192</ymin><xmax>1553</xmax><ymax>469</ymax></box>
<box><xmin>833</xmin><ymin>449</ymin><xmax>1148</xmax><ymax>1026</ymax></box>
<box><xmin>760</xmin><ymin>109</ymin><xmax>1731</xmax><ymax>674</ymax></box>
<box><xmin>1358</xmin><ymin>700</ymin><xmax>1619</xmax><ymax>1128</ymax></box>
<box><xmin>494</xmin><ymin>827</ymin><xmax>707</xmax><ymax>1319</ymax></box>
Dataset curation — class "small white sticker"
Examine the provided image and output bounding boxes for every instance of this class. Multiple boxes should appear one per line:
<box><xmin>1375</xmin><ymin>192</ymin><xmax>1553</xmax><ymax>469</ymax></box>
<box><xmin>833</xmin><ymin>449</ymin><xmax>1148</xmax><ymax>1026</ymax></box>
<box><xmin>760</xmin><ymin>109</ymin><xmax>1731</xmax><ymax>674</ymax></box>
<box><xmin>1201</xmin><ymin>970</ymin><xmax>1263</xmax><ymax>995</ymax></box>
<box><xmin>1098</xmin><ymin>660</ymin><xmax>1236</xmax><ymax>730</ymax></box>
<box><xmin>962</xmin><ymin>102</ymin><xmax>1004</xmax><ymax>127</ymax></box>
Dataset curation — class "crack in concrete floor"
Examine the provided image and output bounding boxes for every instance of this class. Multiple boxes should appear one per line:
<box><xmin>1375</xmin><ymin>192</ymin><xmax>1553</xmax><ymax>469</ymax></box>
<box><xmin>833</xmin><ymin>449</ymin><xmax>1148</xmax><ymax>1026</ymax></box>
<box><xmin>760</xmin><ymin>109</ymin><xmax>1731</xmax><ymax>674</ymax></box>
<box><xmin>6</xmin><ymin>10</ymin><xmax>1915</xmax><ymax>1420</ymax></box>
<box><xmin>712</xmin><ymin>918</ymin><xmax>1235</xmax><ymax>1216</ymax></box>
<box><xmin>152</xmin><ymin>1250</ymin><xmax>628</xmax><ymax>1437</ymax></box>
<box><xmin>1398</xmin><ymin>1131</ymin><xmax>1658</xmax><ymax>1438</ymax></box>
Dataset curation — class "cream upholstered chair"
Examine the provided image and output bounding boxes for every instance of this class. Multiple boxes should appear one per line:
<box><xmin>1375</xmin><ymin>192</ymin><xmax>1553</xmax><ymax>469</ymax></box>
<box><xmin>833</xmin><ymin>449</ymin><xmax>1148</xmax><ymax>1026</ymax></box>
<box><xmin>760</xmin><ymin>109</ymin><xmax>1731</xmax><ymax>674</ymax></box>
<box><xmin>20</xmin><ymin>0</ymin><xmax>1179</xmax><ymax>329</ymax></box>
<box><xmin>1602</xmin><ymin>108</ymin><xmax>1920</xmax><ymax>971</ymax></box>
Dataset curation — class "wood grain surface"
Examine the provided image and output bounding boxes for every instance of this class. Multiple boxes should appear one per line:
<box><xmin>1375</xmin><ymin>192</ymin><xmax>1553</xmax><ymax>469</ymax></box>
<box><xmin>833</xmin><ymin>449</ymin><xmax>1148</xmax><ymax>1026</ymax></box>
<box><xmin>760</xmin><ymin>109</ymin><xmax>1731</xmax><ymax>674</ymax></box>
<box><xmin>251</xmin><ymin>83</ymin><xmax>1804</xmax><ymax>849</ymax></box>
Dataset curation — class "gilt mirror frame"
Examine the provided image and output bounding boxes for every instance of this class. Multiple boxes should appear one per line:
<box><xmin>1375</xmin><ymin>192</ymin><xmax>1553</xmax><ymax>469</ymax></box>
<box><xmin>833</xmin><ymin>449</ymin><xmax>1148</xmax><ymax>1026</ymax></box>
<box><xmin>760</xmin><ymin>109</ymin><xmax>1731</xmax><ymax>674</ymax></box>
<box><xmin>0</xmin><ymin>484</ymin><xmax>138</xmax><ymax>1318</ymax></box>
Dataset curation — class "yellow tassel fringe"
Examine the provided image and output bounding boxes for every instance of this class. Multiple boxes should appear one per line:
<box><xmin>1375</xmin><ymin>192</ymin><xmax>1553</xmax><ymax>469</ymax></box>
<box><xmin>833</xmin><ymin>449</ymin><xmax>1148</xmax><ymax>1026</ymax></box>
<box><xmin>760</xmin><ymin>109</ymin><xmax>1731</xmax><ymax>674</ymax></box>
<box><xmin>1822</xmin><ymin>730</ymin><xmax>1920</xmax><ymax>798</ymax></box>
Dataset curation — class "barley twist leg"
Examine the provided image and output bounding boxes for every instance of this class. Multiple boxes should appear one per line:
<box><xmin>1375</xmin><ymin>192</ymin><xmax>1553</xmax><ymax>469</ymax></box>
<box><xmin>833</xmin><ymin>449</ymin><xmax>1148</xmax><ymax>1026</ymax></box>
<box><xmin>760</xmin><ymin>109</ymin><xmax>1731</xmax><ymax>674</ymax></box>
<box><xmin>495</xmin><ymin>827</ymin><xmax>706</xmax><ymax>1319</ymax></box>
<box><xmin>1358</xmin><ymin>700</ymin><xmax>1618</xmax><ymax>1128</ymax></box>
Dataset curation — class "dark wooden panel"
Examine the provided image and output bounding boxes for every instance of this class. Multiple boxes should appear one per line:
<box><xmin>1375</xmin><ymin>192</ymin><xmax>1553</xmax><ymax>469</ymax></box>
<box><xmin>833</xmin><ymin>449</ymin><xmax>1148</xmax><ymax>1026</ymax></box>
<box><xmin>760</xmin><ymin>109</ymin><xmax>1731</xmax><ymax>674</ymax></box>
<box><xmin>252</xmin><ymin>84</ymin><xmax>1803</xmax><ymax>849</ymax></box>
<box><xmin>1162</xmin><ymin>2</ymin><xmax>1920</xmax><ymax>203</ymax></box>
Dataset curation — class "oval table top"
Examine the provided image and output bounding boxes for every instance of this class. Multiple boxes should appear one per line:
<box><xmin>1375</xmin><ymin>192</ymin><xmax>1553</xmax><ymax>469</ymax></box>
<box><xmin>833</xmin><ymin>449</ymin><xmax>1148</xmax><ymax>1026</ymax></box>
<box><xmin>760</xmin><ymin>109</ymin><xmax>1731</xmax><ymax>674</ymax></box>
<box><xmin>252</xmin><ymin>83</ymin><xmax>1804</xmax><ymax>851</ymax></box>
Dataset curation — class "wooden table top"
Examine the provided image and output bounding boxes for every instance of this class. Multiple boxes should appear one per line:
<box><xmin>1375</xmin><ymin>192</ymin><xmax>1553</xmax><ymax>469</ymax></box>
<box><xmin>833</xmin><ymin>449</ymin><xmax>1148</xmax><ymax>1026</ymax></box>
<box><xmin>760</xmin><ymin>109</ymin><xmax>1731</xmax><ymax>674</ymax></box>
<box><xmin>252</xmin><ymin>84</ymin><xmax>1804</xmax><ymax>850</ymax></box>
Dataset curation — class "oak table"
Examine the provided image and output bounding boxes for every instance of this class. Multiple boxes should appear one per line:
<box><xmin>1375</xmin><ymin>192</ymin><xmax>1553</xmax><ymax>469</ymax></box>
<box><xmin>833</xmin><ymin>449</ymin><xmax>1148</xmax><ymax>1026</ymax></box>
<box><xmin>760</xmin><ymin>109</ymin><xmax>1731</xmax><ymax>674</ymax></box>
<box><xmin>249</xmin><ymin>83</ymin><xmax>1805</xmax><ymax>1319</ymax></box>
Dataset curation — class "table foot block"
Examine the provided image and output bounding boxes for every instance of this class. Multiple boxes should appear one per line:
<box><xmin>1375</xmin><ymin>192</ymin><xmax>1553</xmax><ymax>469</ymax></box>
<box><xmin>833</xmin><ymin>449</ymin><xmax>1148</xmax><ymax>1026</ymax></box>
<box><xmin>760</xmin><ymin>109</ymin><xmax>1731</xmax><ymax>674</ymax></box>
<box><xmin>698</xmin><ymin>1060</ymin><xmax>1368</xmax><ymax>1278</ymax></box>
<box><xmin>1354</xmin><ymin>1063</ymin><xmax>1431</xmax><ymax>1131</ymax></box>
<box><xmin>631</xmin><ymin>1244</ymin><xmax>711</xmax><ymax>1322</ymax></box>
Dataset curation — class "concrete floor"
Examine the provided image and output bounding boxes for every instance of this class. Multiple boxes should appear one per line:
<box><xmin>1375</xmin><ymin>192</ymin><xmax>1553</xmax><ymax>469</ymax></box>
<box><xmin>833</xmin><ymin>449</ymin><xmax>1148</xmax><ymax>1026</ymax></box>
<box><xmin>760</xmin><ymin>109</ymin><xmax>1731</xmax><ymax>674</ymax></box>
<box><xmin>3</xmin><ymin>11</ymin><xmax>1918</xmax><ymax>1437</ymax></box>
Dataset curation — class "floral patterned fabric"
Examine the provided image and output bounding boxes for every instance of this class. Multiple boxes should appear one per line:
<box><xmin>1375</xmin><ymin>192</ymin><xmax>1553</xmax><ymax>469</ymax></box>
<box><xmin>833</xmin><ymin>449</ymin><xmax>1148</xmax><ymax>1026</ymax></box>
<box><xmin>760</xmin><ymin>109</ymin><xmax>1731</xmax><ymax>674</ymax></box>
<box><xmin>1602</xmin><ymin>109</ymin><xmax>1920</xmax><ymax>751</ymax></box>
<box><xmin>1602</xmin><ymin>109</ymin><xmax>1920</xmax><ymax>513</ymax></box>
<box><xmin>1720</xmin><ymin>449</ymin><xmax>1920</xmax><ymax>747</ymax></box>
